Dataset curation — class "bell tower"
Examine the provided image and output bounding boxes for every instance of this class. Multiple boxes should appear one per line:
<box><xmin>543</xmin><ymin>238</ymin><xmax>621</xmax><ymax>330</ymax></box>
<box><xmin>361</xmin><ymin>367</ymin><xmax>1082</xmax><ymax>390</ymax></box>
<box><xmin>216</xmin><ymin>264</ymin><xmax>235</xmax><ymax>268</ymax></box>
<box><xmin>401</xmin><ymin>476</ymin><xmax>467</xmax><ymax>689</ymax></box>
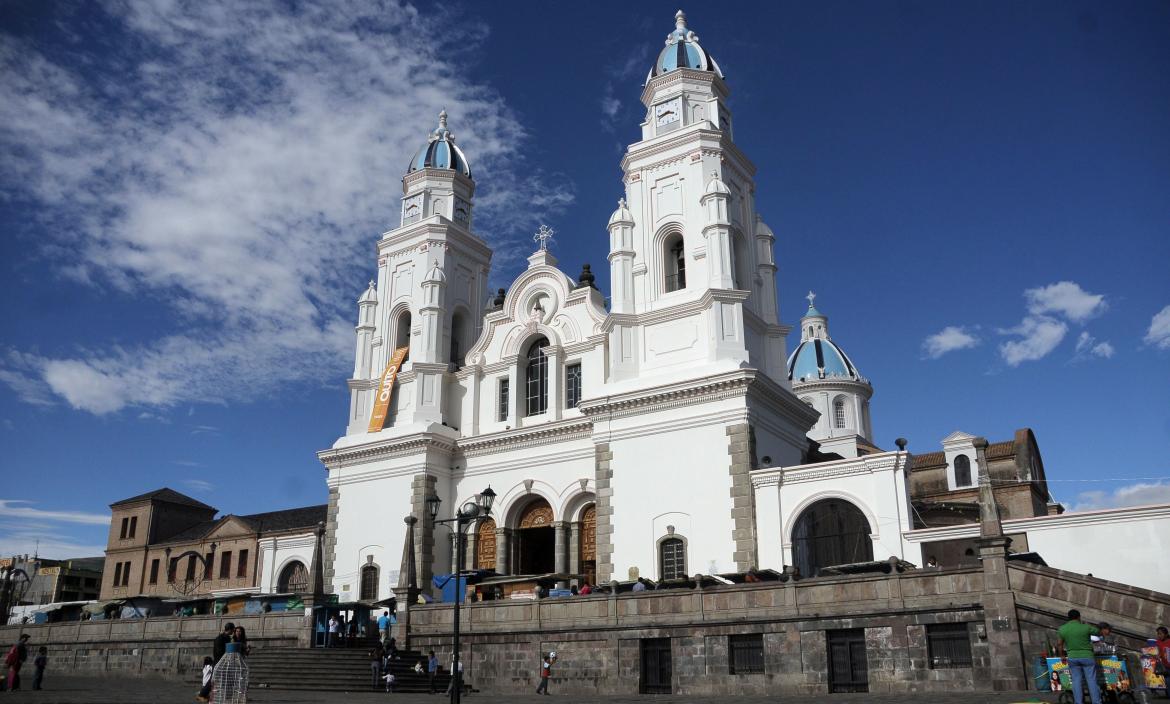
<box><xmin>344</xmin><ymin>110</ymin><xmax>492</xmax><ymax>436</ymax></box>
<box><xmin>607</xmin><ymin>10</ymin><xmax>789</xmax><ymax>383</ymax></box>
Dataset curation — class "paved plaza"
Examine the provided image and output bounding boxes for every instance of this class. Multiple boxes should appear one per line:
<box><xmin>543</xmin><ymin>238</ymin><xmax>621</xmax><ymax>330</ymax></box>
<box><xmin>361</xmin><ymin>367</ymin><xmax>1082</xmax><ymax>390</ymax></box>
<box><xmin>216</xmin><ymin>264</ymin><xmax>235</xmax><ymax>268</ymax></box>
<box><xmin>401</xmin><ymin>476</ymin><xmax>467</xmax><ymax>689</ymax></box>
<box><xmin>5</xmin><ymin>676</ymin><xmax>1065</xmax><ymax>703</ymax></box>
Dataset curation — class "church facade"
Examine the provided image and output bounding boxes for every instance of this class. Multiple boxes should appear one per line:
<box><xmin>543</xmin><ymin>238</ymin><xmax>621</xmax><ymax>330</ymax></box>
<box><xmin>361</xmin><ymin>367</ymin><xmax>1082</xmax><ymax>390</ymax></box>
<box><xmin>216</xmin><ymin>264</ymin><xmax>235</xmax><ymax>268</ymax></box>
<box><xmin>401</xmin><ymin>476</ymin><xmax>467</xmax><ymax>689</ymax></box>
<box><xmin>318</xmin><ymin>10</ymin><xmax>1170</xmax><ymax>603</ymax></box>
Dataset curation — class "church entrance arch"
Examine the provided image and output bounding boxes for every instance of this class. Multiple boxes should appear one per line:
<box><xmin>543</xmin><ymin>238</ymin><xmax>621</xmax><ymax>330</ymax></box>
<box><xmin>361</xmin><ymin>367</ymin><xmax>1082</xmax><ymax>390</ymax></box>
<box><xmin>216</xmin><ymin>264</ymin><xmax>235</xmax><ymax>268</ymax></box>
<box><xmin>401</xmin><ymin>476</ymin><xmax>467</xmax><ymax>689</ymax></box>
<box><xmin>514</xmin><ymin>498</ymin><xmax>555</xmax><ymax>575</ymax></box>
<box><xmin>791</xmin><ymin>498</ymin><xmax>873</xmax><ymax>577</ymax></box>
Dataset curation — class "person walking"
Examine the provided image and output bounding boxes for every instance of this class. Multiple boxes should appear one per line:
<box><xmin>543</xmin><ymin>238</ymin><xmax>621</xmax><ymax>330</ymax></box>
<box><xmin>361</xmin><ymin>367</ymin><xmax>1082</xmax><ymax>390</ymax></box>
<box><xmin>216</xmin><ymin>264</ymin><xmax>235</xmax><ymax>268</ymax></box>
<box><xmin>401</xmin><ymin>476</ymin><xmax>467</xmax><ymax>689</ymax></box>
<box><xmin>368</xmin><ymin>646</ymin><xmax>383</xmax><ymax>689</ymax></box>
<box><xmin>4</xmin><ymin>634</ymin><xmax>30</xmax><ymax>691</ymax></box>
<box><xmin>1057</xmin><ymin>609</ymin><xmax>1110</xmax><ymax>704</ymax></box>
<box><xmin>212</xmin><ymin>622</ymin><xmax>235</xmax><ymax>663</ymax></box>
<box><xmin>377</xmin><ymin>610</ymin><xmax>391</xmax><ymax>642</ymax></box>
<box><xmin>535</xmin><ymin>652</ymin><xmax>554</xmax><ymax>695</ymax></box>
<box><xmin>31</xmin><ymin>647</ymin><xmax>47</xmax><ymax>691</ymax></box>
<box><xmin>445</xmin><ymin>657</ymin><xmax>463</xmax><ymax>695</ymax></box>
<box><xmin>196</xmin><ymin>656</ymin><xmax>214</xmax><ymax>702</ymax></box>
<box><xmin>427</xmin><ymin>650</ymin><xmax>439</xmax><ymax>694</ymax></box>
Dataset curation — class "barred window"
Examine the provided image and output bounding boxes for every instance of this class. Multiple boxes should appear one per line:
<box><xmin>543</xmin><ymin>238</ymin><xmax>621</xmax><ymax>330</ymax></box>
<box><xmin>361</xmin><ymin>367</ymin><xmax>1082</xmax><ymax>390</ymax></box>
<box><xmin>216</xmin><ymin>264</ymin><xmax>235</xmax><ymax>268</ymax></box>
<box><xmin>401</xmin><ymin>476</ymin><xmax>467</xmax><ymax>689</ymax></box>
<box><xmin>565</xmin><ymin>363</ymin><xmax>582</xmax><ymax>409</ymax></box>
<box><xmin>360</xmin><ymin>564</ymin><xmax>379</xmax><ymax>601</ymax></box>
<box><xmin>525</xmin><ymin>337</ymin><xmax>549</xmax><ymax>416</ymax></box>
<box><xmin>497</xmin><ymin>377</ymin><xmax>510</xmax><ymax>422</ymax></box>
<box><xmin>659</xmin><ymin>537</ymin><xmax>686</xmax><ymax>581</ymax></box>
<box><xmin>729</xmin><ymin>633</ymin><xmax>765</xmax><ymax>674</ymax></box>
<box><xmin>927</xmin><ymin>623</ymin><xmax>973</xmax><ymax>669</ymax></box>
<box><xmin>665</xmin><ymin>234</ymin><xmax>686</xmax><ymax>292</ymax></box>
<box><xmin>833</xmin><ymin>397</ymin><xmax>847</xmax><ymax>428</ymax></box>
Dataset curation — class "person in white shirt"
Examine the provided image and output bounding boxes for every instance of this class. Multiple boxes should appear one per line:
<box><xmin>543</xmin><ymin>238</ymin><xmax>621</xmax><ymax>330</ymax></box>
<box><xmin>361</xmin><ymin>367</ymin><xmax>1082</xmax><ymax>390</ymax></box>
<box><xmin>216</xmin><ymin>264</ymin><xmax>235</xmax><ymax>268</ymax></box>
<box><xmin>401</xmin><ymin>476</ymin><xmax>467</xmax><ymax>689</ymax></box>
<box><xmin>328</xmin><ymin>616</ymin><xmax>339</xmax><ymax>648</ymax></box>
<box><xmin>196</xmin><ymin>656</ymin><xmax>214</xmax><ymax>702</ymax></box>
<box><xmin>445</xmin><ymin>657</ymin><xmax>464</xmax><ymax>695</ymax></box>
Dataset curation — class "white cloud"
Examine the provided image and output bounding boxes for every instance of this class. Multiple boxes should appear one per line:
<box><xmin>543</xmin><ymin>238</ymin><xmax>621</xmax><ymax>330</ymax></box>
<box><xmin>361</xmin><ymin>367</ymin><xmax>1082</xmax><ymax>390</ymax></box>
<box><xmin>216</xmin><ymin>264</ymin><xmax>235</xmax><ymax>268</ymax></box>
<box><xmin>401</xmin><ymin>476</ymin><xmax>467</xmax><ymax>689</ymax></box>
<box><xmin>1070</xmin><ymin>481</ymin><xmax>1170</xmax><ymax>512</ymax></box>
<box><xmin>181</xmin><ymin>479</ymin><xmax>215</xmax><ymax>493</ymax></box>
<box><xmin>1024</xmin><ymin>281</ymin><xmax>1106</xmax><ymax>323</ymax></box>
<box><xmin>998</xmin><ymin>316</ymin><xmax>1068</xmax><ymax>366</ymax></box>
<box><xmin>0</xmin><ymin>1</ymin><xmax>573</xmax><ymax>415</ymax></box>
<box><xmin>1144</xmin><ymin>305</ymin><xmax>1170</xmax><ymax>350</ymax></box>
<box><xmin>0</xmin><ymin>520</ymin><xmax>107</xmax><ymax>560</ymax></box>
<box><xmin>922</xmin><ymin>326</ymin><xmax>979</xmax><ymax>359</ymax></box>
<box><xmin>0</xmin><ymin>500</ymin><xmax>110</xmax><ymax>526</ymax></box>
<box><xmin>1074</xmin><ymin>331</ymin><xmax>1114</xmax><ymax>360</ymax></box>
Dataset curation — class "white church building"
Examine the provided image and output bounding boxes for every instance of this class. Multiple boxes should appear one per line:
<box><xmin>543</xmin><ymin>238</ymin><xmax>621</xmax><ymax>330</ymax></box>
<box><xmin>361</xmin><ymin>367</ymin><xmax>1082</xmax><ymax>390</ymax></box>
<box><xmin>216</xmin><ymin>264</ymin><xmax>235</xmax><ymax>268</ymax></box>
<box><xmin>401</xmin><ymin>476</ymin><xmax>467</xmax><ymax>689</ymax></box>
<box><xmin>318</xmin><ymin>11</ymin><xmax>1170</xmax><ymax>600</ymax></box>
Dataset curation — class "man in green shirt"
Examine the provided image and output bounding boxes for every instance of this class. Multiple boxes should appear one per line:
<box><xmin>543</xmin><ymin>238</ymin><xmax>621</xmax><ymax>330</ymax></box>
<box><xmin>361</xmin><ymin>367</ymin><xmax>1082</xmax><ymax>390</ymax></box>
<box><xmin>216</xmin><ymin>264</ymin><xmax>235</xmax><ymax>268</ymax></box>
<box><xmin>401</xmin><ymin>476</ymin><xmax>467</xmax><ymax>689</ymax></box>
<box><xmin>1057</xmin><ymin>609</ymin><xmax>1110</xmax><ymax>704</ymax></box>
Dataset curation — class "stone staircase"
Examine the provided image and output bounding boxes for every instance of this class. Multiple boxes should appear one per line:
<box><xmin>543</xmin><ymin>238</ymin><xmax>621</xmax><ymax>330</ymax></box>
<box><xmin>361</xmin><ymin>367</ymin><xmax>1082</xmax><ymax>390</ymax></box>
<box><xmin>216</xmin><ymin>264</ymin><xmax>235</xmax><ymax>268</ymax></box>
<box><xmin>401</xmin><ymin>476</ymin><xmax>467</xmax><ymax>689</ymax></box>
<box><xmin>245</xmin><ymin>647</ymin><xmax>455</xmax><ymax>693</ymax></box>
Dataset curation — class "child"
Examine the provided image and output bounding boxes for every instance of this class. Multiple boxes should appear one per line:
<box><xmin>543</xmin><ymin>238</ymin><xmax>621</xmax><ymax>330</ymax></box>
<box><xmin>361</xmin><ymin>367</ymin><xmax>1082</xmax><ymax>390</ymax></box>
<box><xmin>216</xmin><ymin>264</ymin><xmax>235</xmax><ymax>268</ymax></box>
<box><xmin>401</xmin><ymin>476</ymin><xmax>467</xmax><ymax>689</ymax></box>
<box><xmin>381</xmin><ymin>671</ymin><xmax>396</xmax><ymax>692</ymax></box>
<box><xmin>32</xmin><ymin>647</ymin><xmax>47</xmax><ymax>691</ymax></box>
<box><xmin>196</xmin><ymin>655</ymin><xmax>214</xmax><ymax>702</ymax></box>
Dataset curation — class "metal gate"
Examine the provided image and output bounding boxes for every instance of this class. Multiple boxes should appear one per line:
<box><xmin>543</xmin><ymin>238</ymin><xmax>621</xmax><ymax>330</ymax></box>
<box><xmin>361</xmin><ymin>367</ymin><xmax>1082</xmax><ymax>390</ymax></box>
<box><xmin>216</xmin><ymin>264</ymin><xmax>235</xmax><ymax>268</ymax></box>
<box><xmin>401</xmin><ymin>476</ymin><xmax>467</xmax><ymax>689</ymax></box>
<box><xmin>640</xmin><ymin>638</ymin><xmax>672</xmax><ymax>694</ymax></box>
<box><xmin>827</xmin><ymin>628</ymin><xmax>869</xmax><ymax>693</ymax></box>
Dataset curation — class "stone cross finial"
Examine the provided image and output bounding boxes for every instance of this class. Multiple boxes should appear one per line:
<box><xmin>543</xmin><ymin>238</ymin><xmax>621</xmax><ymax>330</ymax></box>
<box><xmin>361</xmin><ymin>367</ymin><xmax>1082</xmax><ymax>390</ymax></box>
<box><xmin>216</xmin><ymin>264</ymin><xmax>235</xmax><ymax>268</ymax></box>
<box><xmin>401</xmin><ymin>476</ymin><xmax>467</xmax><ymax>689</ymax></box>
<box><xmin>675</xmin><ymin>9</ymin><xmax>686</xmax><ymax>29</ymax></box>
<box><xmin>618</xmin><ymin>197</ymin><xmax>626</xmax><ymax>209</ymax></box>
<box><xmin>438</xmin><ymin>109</ymin><xmax>448</xmax><ymax>129</ymax></box>
<box><xmin>806</xmin><ymin>290</ymin><xmax>816</xmax><ymax>308</ymax></box>
<box><xmin>534</xmin><ymin>224</ymin><xmax>555</xmax><ymax>251</ymax></box>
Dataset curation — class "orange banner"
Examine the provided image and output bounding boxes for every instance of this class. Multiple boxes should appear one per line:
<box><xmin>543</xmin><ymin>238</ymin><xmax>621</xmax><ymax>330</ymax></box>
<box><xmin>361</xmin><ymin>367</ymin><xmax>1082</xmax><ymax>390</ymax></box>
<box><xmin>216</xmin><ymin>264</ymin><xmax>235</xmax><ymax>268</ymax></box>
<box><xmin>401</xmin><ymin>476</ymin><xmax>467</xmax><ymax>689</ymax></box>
<box><xmin>368</xmin><ymin>346</ymin><xmax>409</xmax><ymax>432</ymax></box>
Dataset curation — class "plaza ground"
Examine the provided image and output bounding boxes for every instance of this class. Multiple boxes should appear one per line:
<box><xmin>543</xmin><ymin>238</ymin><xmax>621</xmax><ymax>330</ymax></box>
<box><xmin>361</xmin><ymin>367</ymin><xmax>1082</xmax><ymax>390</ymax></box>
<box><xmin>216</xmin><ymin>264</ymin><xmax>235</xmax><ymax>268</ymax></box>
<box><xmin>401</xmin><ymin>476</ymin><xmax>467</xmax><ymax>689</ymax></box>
<box><xmin>10</xmin><ymin>676</ymin><xmax>1064</xmax><ymax>703</ymax></box>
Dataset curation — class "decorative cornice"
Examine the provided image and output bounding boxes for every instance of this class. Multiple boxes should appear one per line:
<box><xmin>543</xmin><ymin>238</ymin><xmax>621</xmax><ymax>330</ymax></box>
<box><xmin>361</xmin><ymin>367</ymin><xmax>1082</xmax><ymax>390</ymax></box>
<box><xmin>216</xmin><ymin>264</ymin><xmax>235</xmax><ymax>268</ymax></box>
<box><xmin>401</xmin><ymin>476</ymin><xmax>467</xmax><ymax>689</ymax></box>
<box><xmin>318</xmin><ymin>431</ymin><xmax>458</xmax><ymax>469</ymax></box>
<box><xmin>378</xmin><ymin>219</ymin><xmax>492</xmax><ymax>261</ymax></box>
<box><xmin>579</xmin><ymin>369</ymin><xmax>753</xmax><ymax>421</ymax></box>
<box><xmin>905</xmin><ymin>502</ymin><xmax>1170</xmax><ymax>541</ymax></box>
<box><xmin>601</xmin><ymin>288</ymin><xmax>749</xmax><ymax>332</ymax></box>
<box><xmin>457</xmin><ymin>417</ymin><xmax>594</xmax><ymax>458</ymax></box>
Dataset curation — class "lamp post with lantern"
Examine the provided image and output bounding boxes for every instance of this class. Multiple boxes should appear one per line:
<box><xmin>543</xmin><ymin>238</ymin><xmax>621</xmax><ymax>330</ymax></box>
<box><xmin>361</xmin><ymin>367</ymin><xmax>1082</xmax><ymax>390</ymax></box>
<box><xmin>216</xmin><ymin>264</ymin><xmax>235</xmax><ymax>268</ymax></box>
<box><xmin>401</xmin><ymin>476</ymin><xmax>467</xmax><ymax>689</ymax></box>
<box><xmin>426</xmin><ymin>485</ymin><xmax>495</xmax><ymax>704</ymax></box>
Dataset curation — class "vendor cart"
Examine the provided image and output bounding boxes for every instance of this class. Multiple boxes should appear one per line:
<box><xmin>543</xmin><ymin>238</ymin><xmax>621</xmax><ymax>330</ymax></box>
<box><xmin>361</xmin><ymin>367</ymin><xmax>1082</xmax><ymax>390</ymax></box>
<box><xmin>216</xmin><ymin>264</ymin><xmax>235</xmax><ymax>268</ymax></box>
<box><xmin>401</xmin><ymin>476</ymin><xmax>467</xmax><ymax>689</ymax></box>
<box><xmin>1046</xmin><ymin>655</ymin><xmax>1137</xmax><ymax>704</ymax></box>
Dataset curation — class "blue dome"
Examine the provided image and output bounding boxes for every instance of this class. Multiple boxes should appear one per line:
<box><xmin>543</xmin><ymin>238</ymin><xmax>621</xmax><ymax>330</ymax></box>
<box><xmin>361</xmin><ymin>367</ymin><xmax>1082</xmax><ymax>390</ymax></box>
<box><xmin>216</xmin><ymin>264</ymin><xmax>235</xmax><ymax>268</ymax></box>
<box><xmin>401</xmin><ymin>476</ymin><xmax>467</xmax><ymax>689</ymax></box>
<box><xmin>651</xmin><ymin>11</ymin><xmax>723</xmax><ymax>79</ymax></box>
<box><xmin>407</xmin><ymin>110</ymin><xmax>472</xmax><ymax>178</ymax></box>
<box><xmin>787</xmin><ymin>338</ymin><xmax>861</xmax><ymax>383</ymax></box>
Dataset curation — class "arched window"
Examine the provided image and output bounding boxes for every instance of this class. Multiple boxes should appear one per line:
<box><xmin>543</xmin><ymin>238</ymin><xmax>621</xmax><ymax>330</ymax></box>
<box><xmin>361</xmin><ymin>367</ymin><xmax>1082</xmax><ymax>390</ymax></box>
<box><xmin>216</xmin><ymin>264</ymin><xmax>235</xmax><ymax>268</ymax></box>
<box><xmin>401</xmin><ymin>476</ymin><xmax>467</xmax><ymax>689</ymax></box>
<box><xmin>359</xmin><ymin>564</ymin><xmax>379</xmax><ymax>601</ymax></box>
<box><xmin>395</xmin><ymin>311</ymin><xmax>412</xmax><ymax>352</ymax></box>
<box><xmin>277</xmin><ymin>561</ymin><xmax>309</xmax><ymax>593</ymax></box>
<box><xmin>791</xmin><ymin>499</ymin><xmax>873</xmax><ymax>577</ymax></box>
<box><xmin>731</xmin><ymin>232</ymin><xmax>750</xmax><ymax>290</ymax></box>
<box><xmin>450</xmin><ymin>310</ymin><xmax>468</xmax><ymax>368</ymax></box>
<box><xmin>664</xmin><ymin>233</ymin><xmax>686</xmax><ymax>292</ymax></box>
<box><xmin>524</xmin><ymin>337</ymin><xmax>549</xmax><ymax>416</ymax></box>
<box><xmin>954</xmin><ymin>454</ymin><xmax>972</xmax><ymax>487</ymax></box>
<box><xmin>659</xmin><ymin>537</ymin><xmax>686</xmax><ymax>580</ymax></box>
<box><xmin>833</xmin><ymin>397</ymin><xmax>847</xmax><ymax>429</ymax></box>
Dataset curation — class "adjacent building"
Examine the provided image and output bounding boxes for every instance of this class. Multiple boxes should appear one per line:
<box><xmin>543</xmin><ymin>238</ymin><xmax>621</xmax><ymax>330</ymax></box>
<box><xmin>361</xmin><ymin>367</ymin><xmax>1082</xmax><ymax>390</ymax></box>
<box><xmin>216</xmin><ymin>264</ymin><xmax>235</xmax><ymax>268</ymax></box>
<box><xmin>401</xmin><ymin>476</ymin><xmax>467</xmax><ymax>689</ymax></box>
<box><xmin>99</xmin><ymin>488</ymin><xmax>324</xmax><ymax>600</ymax></box>
<box><xmin>0</xmin><ymin>555</ymin><xmax>103</xmax><ymax>606</ymax></box>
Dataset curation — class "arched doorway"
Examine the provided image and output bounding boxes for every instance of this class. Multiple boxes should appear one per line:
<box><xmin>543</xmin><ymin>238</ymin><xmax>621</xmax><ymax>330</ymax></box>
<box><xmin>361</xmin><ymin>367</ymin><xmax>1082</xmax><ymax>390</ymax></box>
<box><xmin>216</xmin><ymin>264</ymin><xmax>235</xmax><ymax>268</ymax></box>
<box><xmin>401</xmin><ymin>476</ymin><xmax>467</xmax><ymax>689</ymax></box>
<box><xmin>514</xmin><ymin>498</ymin><xmax>555</xmax><ymax>575</ymax></box>
<box><xmin>791</xmin><ymin>499</ymin><xmax>873</xmax><ymax>577</ymax></box>
<box><xmin>578</xmin><ymin>504</ymin><xmax>596</xmax><ymax>585</ymax></box>
<box><xmin>277</xmin><ymin>560</ymin><xmax>309</xmax><ymax>593</ymax></box>
<box><xmin>476</xmin><ymin>518</ymin><xmax>497</xmax><ymax>570</ymax></box>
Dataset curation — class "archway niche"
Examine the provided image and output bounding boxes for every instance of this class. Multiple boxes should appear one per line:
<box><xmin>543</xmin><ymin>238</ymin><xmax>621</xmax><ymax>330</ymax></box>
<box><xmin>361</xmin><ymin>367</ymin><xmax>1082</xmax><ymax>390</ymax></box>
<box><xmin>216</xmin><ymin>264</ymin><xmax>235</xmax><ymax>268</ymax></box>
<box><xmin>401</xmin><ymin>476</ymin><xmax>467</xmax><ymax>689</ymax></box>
<box><xmin>277</xmin><ymin>560</ymin><xmax>309</xmax><ymax>593</ymax></box>
<box><xmin>790</xmin><ymin>498</ymin><xmax>873</xmax><ymax>577</ymax></box>
<box><xmin>513</xmin><ymin>497</ymin><xmax>555</xmax><ymax>575</ymax></box>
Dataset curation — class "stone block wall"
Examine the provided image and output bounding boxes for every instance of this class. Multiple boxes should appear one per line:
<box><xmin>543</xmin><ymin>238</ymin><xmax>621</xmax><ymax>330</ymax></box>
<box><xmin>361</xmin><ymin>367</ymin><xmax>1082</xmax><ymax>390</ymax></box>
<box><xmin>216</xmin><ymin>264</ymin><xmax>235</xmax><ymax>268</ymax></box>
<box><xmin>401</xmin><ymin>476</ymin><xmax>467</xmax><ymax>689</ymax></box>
<box><xmin>407</xmin><ymin>568</ymin><xmax>998</xmax><ymax>696</ymax></box>
<box><xmin>0</xmin><ymin>612</ymin><xmax>303</xmax><ymax>680</ymax></box>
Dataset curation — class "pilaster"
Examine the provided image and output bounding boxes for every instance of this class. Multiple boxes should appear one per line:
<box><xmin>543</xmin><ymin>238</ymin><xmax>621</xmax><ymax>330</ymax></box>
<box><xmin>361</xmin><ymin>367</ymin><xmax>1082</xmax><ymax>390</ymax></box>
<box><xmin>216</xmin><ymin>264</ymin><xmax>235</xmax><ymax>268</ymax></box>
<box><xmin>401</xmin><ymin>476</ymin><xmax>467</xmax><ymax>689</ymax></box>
<box><xmin>594</xmin><ymin>443</ymin><xmax>615</xmax><ymax>583</ymax></box>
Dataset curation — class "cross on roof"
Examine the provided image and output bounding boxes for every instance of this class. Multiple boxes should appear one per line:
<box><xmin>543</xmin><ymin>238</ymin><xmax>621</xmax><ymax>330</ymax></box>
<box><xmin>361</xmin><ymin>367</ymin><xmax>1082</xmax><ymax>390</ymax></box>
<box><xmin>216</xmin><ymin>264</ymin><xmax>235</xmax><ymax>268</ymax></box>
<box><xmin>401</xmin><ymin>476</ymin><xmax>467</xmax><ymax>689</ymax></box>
<box><xmin>534</xmin><ymin>224</ymin><xmax>555</xmax><ymax>251</ymax></box>
<box><xmin>806</xmin><ymin>290</ymin><xmax>816</xmax><ymax>308</ymax></box>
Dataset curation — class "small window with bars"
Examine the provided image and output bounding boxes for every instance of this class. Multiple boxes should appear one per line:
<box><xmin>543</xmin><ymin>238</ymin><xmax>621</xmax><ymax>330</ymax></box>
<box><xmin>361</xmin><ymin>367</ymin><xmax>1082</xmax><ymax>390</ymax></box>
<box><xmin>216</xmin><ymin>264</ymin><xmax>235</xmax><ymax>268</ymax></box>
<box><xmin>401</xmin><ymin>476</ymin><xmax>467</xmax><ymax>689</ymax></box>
<box><xmin>565</xmin><ymin>363</ymin><xmax>582</xmax><ymax>409</ymax></box>
<box><xmin>729</xmin><ymin>633</ymin><xmax>765</xmax><ymax>674</ymax></box>
<box><xmin>927</xmin><ymin>623</ymin><xmax>973</xmax><ymax>669</ymax></box>
<box><xmin>659</xmin><ymin>537</ymin><xmax>686</xmax><ymax>581</ymax></box>
<box><xmin>497</xmin><ymin>377</ymin><xmax>510</xmax><ymax>422</ymax></box>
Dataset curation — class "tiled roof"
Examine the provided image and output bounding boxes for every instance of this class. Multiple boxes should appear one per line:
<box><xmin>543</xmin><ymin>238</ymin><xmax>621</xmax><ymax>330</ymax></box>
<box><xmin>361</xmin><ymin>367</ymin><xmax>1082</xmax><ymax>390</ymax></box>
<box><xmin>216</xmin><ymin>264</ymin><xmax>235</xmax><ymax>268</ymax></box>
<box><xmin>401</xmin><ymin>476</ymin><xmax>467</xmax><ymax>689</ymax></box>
<box><xmin>159</xmin><ymin>519</ymin><xmax>220</xmax><ymax>544</ymax></box>
<box><xmin>110</xmin><ymin>488</ymin><xmax>216</xmax><ymax>511</ymax></box>
<box><xmin>911</xmin><ymin>437</ymin><xmax>1019</xmax><ymax>471</ymax></box>
<box><xmin>239</xmin><ymin>505</ymin><xmax>327</xmax><ymax>534</ymax></box>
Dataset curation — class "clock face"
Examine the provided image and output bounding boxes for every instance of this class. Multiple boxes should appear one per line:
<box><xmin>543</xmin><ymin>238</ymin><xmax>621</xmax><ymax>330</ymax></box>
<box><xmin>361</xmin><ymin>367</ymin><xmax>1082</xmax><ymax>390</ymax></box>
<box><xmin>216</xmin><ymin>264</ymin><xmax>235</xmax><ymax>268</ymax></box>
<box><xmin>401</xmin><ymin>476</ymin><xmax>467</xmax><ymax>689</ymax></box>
<box><xmin>655</xmin><ymin>99</ymin><xmax>681</xmax><ymax>126</ymax></box>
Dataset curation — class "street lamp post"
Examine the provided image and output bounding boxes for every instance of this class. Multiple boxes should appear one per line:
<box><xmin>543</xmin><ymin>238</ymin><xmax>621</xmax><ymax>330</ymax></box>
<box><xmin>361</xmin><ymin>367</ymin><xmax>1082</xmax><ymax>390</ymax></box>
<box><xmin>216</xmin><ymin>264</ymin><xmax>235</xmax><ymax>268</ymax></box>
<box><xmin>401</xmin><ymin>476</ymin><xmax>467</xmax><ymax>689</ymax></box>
<box><xmin>428</xmin><ymin>486</ymin><xmax>495</xmax><ymax>704</ymax></box>
<box><xmin>0</xmin><ymin>558</ymin><xmax>32</xmax><ymax>627</ymax></box>
<box><xmin>164</xmin><ymin>543</ymin><xmax>218</xmax><ymax>598</ymax></box>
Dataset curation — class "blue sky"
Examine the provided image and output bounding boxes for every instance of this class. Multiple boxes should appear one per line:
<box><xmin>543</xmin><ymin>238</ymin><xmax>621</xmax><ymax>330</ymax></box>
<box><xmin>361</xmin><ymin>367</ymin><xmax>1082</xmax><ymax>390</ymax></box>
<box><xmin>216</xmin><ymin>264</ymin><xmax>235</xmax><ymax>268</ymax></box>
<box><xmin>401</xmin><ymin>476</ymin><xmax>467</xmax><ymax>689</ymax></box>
<box><xmin>1</xmin><ymin>1</ymin><xmax>1168</xmax><ymax>558</ymax></box>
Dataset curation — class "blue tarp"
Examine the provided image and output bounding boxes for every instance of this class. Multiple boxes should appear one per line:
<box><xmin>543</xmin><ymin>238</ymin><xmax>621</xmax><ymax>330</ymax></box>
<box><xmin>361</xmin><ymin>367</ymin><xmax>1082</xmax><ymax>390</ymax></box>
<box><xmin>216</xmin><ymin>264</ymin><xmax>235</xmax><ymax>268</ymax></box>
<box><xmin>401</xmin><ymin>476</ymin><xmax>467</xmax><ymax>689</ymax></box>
<box><xmin>432</xmin><ymin>574</ymin><xmax>468</xmax><ymax>603</ymax></box>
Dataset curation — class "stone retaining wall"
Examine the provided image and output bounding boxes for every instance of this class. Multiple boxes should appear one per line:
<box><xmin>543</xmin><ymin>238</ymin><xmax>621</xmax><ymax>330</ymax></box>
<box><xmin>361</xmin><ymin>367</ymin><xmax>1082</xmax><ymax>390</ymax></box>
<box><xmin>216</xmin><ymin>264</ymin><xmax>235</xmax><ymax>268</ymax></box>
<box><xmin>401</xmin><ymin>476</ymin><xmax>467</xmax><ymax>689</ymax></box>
<box><xmin>0</xmin><ymin>612</ymin><xmax>304</xmax><ymax>679</ymax></box>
